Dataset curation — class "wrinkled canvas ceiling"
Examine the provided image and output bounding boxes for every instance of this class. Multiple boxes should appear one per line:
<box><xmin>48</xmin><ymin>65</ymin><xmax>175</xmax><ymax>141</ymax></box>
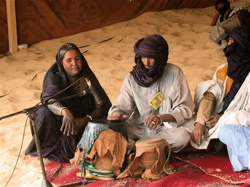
<box><xmin>0</xmin><ymin>0</ymin><xmax>216</xmax><ymax>54</ymax></box>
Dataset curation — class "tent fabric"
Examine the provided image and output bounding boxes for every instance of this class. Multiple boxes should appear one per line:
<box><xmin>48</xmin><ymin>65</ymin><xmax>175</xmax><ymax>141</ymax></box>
<box><xmin>0</xmin><ymin>0</ymin><xmax>216</xmax><ymax>54</ymax></box>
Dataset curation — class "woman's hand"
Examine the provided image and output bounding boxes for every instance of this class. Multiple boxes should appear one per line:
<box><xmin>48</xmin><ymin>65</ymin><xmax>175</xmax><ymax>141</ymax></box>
<box><xmin>60</xmin><ymin>108</ymin><xmax>75</xmax><ymax>136</ymax></box>
<box><xmin>72</xmin><ymin>117</ymin><xmax>89</xmax><ymax>135</ymax></box>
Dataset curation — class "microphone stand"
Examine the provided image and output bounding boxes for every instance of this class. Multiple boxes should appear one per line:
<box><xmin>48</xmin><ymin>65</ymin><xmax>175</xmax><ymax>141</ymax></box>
<box><xmin>0</xmin><ymin>91</ymin><xmax>89</xmax><ymax>187</ymax></box>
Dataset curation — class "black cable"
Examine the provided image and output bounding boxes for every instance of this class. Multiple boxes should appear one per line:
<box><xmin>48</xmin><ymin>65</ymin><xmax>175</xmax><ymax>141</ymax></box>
<box><xmin>2</xmin><ymin>77</ymin><xmax>89</xmax><ymax>186</ymax></box>
<box><xmin>42</xmin><ymin>76</ymin><xmax>86</xmax><ymax>104</ymax></box>
<box><xmin>4</xmin><ymin>116</ymin><xmax>28</xmax><ymax>187</ymax></box>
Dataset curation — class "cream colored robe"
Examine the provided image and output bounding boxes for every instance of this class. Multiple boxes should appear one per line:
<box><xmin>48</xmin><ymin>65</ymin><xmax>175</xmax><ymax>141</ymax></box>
<box><xmin>108</xmin><ymin>63</ymin><xmax>195</xmax><ymax>153</ymax></box>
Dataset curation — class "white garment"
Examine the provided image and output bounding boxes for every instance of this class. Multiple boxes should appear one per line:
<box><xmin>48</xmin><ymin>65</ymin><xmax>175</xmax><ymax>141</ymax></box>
<box><xmin>228</xmin><ymin>6</ymin><xmax>243</xmax><ymax>18</ymax></box>
<box><xmin>191</xmin><ymin>72</ymin><xmax>250</xmax><ymax>149</ymax></box>
<box><xmin>108</xmin><ymin>63</ymin><xmax>195</xmax><ymax>153</ymax></box>
<box><xmin>194</xmin><ymin>63</ymin><xmax>228</xmax><ymax>114</ymax></box>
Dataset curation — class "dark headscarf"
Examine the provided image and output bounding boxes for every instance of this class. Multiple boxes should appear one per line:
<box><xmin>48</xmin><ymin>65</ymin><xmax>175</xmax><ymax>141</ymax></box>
<box><xmin>236</xmin><ymin>9</ymin><xmax>250</xmax><ymax>27</ymax></box>
<box><xmin>215</xmin><ymin>0</ymin><xmax>230</xmax><ymax>22</ymax></box>
<box><xmin>221</xmin><ymin>27</ymin><xmax>250</xmax><ymax>113</ymax></box>
<box><xmin>224</xmin><ymin>26</ymin><xmax>250</xmax><ymax>80</ymax></box>
<box><xmin>130</xmin><ymin>35</ymin><xmax>169</xmax><ymax>87</ymax></box>
<box><xmin>41</xmin><ymin>43</ymin><xmax>111</xmax><ymax>115</ymax></box>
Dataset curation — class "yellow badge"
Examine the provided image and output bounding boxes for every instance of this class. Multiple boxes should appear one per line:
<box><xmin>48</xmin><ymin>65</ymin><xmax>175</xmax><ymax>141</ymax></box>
<box><xmin>149</xmin><ymin>92</ymin><xmax>166</xmax><ymax>109</ymax></box>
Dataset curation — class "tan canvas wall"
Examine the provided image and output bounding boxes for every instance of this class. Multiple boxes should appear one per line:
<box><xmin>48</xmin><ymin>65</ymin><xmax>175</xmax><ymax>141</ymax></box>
<box><xmin>0</xmin><ymin>0</ymin><xmax>216</xmax><ymax>54</ymax></box>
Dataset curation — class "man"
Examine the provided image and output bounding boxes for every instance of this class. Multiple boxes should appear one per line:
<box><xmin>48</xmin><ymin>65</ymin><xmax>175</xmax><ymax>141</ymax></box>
<box><xmin>209</xmin><ymin>0</ymin><xmax>243</xmax><ymax>49</ymax></box>
<box><xmin>107</xmin><ymin>34</ymin><xmax>195</xmax><ymax>154</ymax></box>
<box><xmin>191</xmin><ymin>26</ymin><xmax>250</xmax><ymax>151</ymax></box>
<box><xmin>215</xmin><ymin>0</ymin><xmax>242</xmax><ymax>23</ymax></box>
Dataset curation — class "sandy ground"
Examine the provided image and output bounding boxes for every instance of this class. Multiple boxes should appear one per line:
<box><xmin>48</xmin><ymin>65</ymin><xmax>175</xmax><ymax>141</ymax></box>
<box><xmin>0</xmin><ymin>1</ymin><xmax>248</xmax><ymax>186</ymax></box>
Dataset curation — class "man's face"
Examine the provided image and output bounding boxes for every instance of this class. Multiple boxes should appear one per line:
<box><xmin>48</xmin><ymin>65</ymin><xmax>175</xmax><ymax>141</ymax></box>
<box><xmin>217</xmin><ymin>2</ymin><xmax>225</xmax><ymax>10</ymax></box>
<box><xmin>141</xmin><ymin>57</ymin><xmax>155</xmax><ymax>69</ymax></box>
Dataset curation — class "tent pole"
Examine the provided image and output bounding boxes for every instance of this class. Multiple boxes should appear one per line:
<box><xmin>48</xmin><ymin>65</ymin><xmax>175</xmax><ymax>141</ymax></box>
<box><xmin>6</xmin><ymin>0</ymin><xmax>18</xmax><ymax>54</ymax></box>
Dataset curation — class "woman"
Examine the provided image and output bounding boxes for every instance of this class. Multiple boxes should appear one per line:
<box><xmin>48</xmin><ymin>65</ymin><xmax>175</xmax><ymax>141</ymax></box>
<box><xmin>25</xmin><ymin>43</ymin><xmax>111</xmax><ymax>162</ymax></box>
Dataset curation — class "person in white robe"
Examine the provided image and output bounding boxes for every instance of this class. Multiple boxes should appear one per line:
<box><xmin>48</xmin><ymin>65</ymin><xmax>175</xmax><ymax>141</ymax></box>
<box><xmin>191</xmin><ymin>26</ymin><xmax>250</xmax><ymax>151</ymax></box>
<box><xmin>107</xmin><ymin>35</ymin><xmax>195</xmax><ymax>153</ymax></box>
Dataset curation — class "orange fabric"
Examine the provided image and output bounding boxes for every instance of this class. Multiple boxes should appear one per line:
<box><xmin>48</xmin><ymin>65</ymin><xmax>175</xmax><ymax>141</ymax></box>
<box><xmin>225</xmin><ymin>77</ymin><xmax>234</xmax><ymax>96</ymax></box>
<box><xmin>216</xmin><ymin>64</ymin><xmax>234</xmax><ymax>96</ymax></box>
<box><xmin>216</xmin><ymin>65</ymin><xmax>228</xmax><ymax>82</ymax></box>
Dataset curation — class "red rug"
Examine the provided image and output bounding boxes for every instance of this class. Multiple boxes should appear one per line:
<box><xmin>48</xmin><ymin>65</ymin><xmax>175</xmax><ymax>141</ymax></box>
<box><xmin>45</xmin><ymin>152</ymin><xmax>250</xmax><ymax>187</ymax></box>
<box><xmin>172</xmin><ymin>152</ymin><xmax>250</xmax><ymax>185</ymax></box>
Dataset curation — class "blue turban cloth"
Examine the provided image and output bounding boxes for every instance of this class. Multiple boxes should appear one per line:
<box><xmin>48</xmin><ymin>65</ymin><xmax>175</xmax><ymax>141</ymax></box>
<box><xmin>131</xmin><ymin>35</ymin><xmax>169</xmax><ymax>87</ymax></box>
<box><xmin>221</xmin><ymin>26</ymin><xmax>250</xmax><ymax>113</ymax></box>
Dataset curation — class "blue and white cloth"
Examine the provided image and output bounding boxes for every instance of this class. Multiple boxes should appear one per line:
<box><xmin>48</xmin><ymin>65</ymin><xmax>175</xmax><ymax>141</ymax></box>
<box><xmin>219</xmin><ymin>124</ymin><xmax>250</xmax><ymax>171</ymax></box>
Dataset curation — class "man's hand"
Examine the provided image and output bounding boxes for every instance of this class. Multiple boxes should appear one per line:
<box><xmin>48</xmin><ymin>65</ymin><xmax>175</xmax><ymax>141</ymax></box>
<box><xmin>191</xmin><ymin>122</ymin><xmax>208</xmax><ymax>146</ymax></box>
<box><xmin>206</xmin><ymin>115</ymin><xmax>219</xmax><ymax>129</ymax></box>
<box><xmin>107</xmin><ymin>110</ymin><xmax>128</xmax><ymax>121</ymax></box>
<box><xmin>144</xmin><ymin>114</ymin><xmax>161</xmax><ymax>131</ymax></box>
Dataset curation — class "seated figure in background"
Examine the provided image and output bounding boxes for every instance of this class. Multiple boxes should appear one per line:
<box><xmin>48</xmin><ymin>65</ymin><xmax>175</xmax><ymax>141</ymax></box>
<box><xmin>209</xmin><ymin>0</ymin><xmax>247</xmax><ymax>49</ymax></box>
<box><xmin>215</xmin><ymin>0</ymin><xmax>242</xmax><ymax>23</ymax></box>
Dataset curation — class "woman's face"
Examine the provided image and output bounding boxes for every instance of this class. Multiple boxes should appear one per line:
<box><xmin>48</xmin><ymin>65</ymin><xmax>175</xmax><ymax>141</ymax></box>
<box><xmin>62</xmin><ymin>49</ymin><xmax>82</xmax><ymax>78</ymax></box>
<box><xmin>141</xmin><ymin>56</ymin><xmax>155</xmax><ymax>69</ymax></box>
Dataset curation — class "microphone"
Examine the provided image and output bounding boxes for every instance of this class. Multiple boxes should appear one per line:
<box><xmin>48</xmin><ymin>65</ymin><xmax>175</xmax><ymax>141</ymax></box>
<box><xmin>85</xmin><ymin>78</ymin><xmax>103</xmax><ymax>106</ymax></box>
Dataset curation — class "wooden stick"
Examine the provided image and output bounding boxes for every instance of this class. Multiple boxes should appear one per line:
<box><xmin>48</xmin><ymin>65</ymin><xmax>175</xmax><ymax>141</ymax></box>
<box><xmin>6</xmin><ymin>0</ymin><xmax>18</xmax><ymax>54</ymax></box>
<box><xmin>210</xmin><ymin>12</ymin><xmax>220</xmax><ymax>26</ymax></box>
